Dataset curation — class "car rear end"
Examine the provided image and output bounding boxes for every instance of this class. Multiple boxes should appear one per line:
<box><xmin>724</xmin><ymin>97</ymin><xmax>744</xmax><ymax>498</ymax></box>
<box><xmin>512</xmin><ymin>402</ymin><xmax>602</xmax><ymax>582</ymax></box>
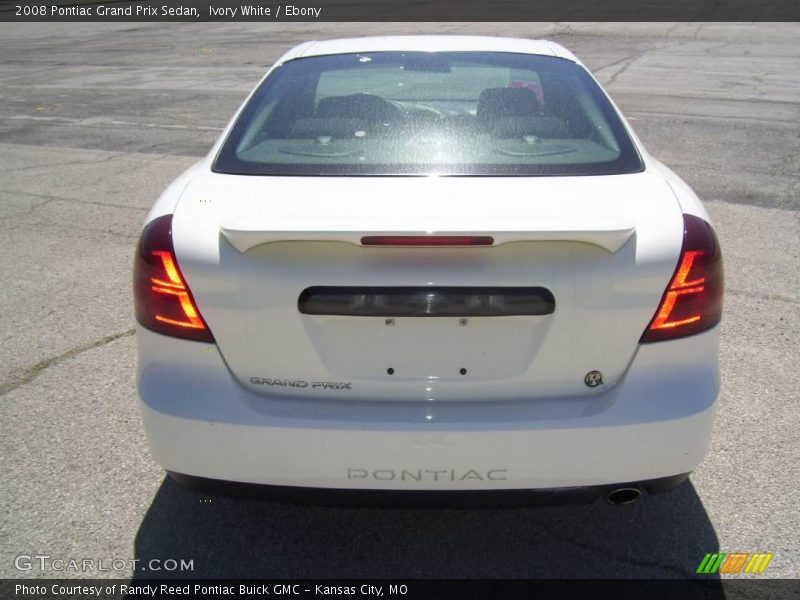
<box><xmin>134</xmin><ymin>38</ymin><xmax>722</xmax><ymax>504</ymax></box>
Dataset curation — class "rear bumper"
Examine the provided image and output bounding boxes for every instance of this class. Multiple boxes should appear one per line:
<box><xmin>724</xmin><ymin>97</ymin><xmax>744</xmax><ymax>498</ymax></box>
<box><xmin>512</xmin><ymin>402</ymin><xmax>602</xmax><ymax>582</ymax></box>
<box><xmin>137</xmin><ymin>324</ymin><xmax>720</xmax><ymax>492</ymax></box>
<box><xmin>167</xmin><ymin>472</ymin><xmax>690</xmax><ymax>507</ymax></box>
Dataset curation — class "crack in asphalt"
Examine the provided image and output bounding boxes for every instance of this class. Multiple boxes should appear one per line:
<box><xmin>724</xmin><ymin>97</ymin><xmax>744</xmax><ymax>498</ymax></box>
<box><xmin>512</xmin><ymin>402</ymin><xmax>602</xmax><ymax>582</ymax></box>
<box><xmin>0</xmin><ymin>151</ymin><xmax>127</xmax><ymax>174</ymax></box>
<box><xmin>0</xmin><ymin>189</ymin><xmax>148</xmax><ymax>212</ymax></box>
<box><xmin>602</xmin><ymin>52</ymin><xmax>646</xmax><ymax>89</ymax></box>
<box><xmin>593</xmin><ymin>49</ymin><xmax>647</xmax><ymax>77</ymax></box>
<box><xmin>663</xmin><ymin>23</ymin><xmax>682</xmax><ymax>39</ymax></box>
<box><xmin>0</xmin><ymin>196</ymin><xmax>56</xmax><ymax>222</ymax></box>
<box><xmin>0</xmin><ymin>329</ymin><xmax>135</xmax><ymax>397</ymax></box>
<box><xmin>627</xmin><ymin>109</ymin><xmax>800</xmax><ymax>126</ymax></box>
<box><xmin>1</xmin><ymin>114</ymin><xmax>225</xmax><ymax>133</ymax></box>
<box><xmin>517</xmin><ymin>513</ymin><xmax>698</xmax><ymax>578</ymax></box>
<box><xmin>727</xmin><ymin>289</ymin><xmax>800</xmax><ymax>306</ymax></box>
<box><xmin>595</xmin><ymin>40</ymin><xmax>687</xmax><ymax>89</ymax></box>
<box><xmin>3</xmin><ymin>221</ymin><xmax>140</xmax><ymax>239</ymax></box>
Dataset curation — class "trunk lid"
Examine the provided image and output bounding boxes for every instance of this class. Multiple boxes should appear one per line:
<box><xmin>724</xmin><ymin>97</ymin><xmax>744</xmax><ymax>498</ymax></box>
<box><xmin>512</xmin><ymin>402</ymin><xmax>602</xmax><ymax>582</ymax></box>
<box><xmin>172</xmin><ymin>171</ymin><xmax>682</xmax><ymax>401</ymax></box>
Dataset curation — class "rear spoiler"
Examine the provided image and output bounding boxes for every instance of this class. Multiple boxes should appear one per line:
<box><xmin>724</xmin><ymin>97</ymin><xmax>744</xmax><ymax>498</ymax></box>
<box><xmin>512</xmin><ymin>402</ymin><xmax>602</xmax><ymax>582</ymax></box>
<box><xmin>219</xmin><ymin>217</ymin><xmax>635</xmax><ymax>254</ymax></box>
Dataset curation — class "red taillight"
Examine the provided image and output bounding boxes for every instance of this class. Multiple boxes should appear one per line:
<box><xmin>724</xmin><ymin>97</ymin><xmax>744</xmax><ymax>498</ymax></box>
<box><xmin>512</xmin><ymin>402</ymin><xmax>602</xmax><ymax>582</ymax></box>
<box><xmin>640</xmin><ymin>214</ymin><xmax>723</xmax><ymax>343</ymax></box>
<box><xmin>133</xmin><ymin>214</ymin><xmax>214</xmax><ymax>342</ymax></box>
<box><xmin>361</xmin><ymin>235</ymin><xmax>494</xmax><ymax>246</ymax></box>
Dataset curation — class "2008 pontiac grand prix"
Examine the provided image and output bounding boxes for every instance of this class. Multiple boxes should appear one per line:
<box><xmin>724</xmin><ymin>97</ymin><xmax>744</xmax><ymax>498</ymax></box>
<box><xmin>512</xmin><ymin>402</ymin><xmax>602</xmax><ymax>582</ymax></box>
<box><xmin>133</xmin><ymin>36</ymin><xmax>723</xmax><ymax>506</ymax></box>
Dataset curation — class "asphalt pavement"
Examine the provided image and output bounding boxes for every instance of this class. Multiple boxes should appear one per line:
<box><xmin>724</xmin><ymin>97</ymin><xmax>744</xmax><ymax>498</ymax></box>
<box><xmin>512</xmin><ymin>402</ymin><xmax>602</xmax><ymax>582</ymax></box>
<box><xmin>0</xmin><ymin>22</ymin><xmax>798</xmax><ymax>583</ymax></box>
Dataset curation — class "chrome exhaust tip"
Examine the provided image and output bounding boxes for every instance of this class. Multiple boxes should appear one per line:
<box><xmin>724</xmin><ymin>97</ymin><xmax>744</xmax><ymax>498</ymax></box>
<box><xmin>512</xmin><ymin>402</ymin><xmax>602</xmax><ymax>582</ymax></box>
<box><xmin>606</xmin><ymin>487</ymin><xmax>641</xmax><ymax>505</ymax></box>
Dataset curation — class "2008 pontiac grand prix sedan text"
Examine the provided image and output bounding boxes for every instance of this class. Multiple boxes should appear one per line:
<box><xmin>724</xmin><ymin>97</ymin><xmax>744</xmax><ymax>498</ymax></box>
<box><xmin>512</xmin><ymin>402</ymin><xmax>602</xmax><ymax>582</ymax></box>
<box><xmin>133</xmin><ymin>36</ymin><xmax>723</xmax><ymax>506</ymax></box>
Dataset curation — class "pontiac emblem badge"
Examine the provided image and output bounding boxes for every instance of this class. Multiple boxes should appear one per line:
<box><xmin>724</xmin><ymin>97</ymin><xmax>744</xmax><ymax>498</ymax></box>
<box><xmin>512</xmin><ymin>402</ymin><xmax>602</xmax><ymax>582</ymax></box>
<box><xmin>584</xmin><ymin>370</ymin><xmax>603</xmax><ymax>387</ymax></box>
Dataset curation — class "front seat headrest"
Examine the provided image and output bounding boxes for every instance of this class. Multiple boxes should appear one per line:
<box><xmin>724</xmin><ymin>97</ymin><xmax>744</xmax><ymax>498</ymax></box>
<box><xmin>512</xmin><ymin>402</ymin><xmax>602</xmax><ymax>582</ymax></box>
<box><xmin>477</xmin><ymin>87</ymin><xmax>542</xmax><ymax>130</ymax></box>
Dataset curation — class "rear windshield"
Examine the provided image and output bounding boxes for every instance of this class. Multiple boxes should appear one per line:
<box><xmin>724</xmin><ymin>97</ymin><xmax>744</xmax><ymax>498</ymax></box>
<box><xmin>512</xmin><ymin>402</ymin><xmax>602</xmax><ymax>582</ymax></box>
<box><xmin>213</xmin><ymin>52</ymin><xmax>643</xmax><ymax>176</ymax></box>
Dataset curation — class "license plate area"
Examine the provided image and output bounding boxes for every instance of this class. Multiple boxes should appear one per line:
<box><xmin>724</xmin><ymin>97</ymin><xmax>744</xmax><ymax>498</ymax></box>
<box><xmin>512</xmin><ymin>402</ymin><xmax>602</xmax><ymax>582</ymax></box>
<box><xmin>301</xmin><ymin>313</ymin><xmax>554</xmax><ymax>381</ymax></box>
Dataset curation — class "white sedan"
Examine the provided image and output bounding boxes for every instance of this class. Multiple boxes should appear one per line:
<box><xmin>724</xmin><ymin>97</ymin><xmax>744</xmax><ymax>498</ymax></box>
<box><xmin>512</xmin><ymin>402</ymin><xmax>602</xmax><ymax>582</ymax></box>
<box><xmin>134</xmin><ymin>36</ymin><xmax>723</xmax><ymax>506</ymax></box>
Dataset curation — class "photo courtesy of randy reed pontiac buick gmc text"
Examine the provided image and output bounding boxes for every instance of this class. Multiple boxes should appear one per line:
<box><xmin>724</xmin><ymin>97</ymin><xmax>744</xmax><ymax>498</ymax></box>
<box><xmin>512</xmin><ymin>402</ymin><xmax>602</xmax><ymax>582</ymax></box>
<box><xmin>13</xmin><ymin>584</ymin><xmax>404</xmax><ymax>596</ymax></box>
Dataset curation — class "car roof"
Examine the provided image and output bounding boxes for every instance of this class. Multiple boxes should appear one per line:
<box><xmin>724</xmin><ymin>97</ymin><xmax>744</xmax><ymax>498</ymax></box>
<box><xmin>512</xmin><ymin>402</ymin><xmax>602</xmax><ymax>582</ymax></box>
<box><xmin>278</xmin><ymin>36</ymin><xmax>580</xmax><ymax>65</ymax></box>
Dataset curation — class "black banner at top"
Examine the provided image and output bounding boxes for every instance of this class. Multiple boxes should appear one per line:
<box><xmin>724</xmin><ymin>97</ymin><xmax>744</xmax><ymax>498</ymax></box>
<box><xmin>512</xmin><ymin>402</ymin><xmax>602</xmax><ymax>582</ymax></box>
<box><xmin>1</xmin><ymin>0</ymin><xmax>799</xmax><ymax>22</ymax></box>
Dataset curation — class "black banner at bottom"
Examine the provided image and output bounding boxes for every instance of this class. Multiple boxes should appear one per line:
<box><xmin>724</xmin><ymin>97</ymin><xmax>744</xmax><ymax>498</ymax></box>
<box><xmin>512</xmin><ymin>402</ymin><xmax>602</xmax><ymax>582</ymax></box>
<box><xmin>2</xmin><ymin>579</ymin><xmax>799</xmax><ymax>600</ymax></box>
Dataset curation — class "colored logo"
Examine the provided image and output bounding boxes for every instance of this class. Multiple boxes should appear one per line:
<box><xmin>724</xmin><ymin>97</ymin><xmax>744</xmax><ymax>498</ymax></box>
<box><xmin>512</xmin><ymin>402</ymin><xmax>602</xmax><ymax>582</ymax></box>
<box><xmin>696</xmin><ymin>552</ymin><xmax>773</xmax><ymax>574</ymax></box>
